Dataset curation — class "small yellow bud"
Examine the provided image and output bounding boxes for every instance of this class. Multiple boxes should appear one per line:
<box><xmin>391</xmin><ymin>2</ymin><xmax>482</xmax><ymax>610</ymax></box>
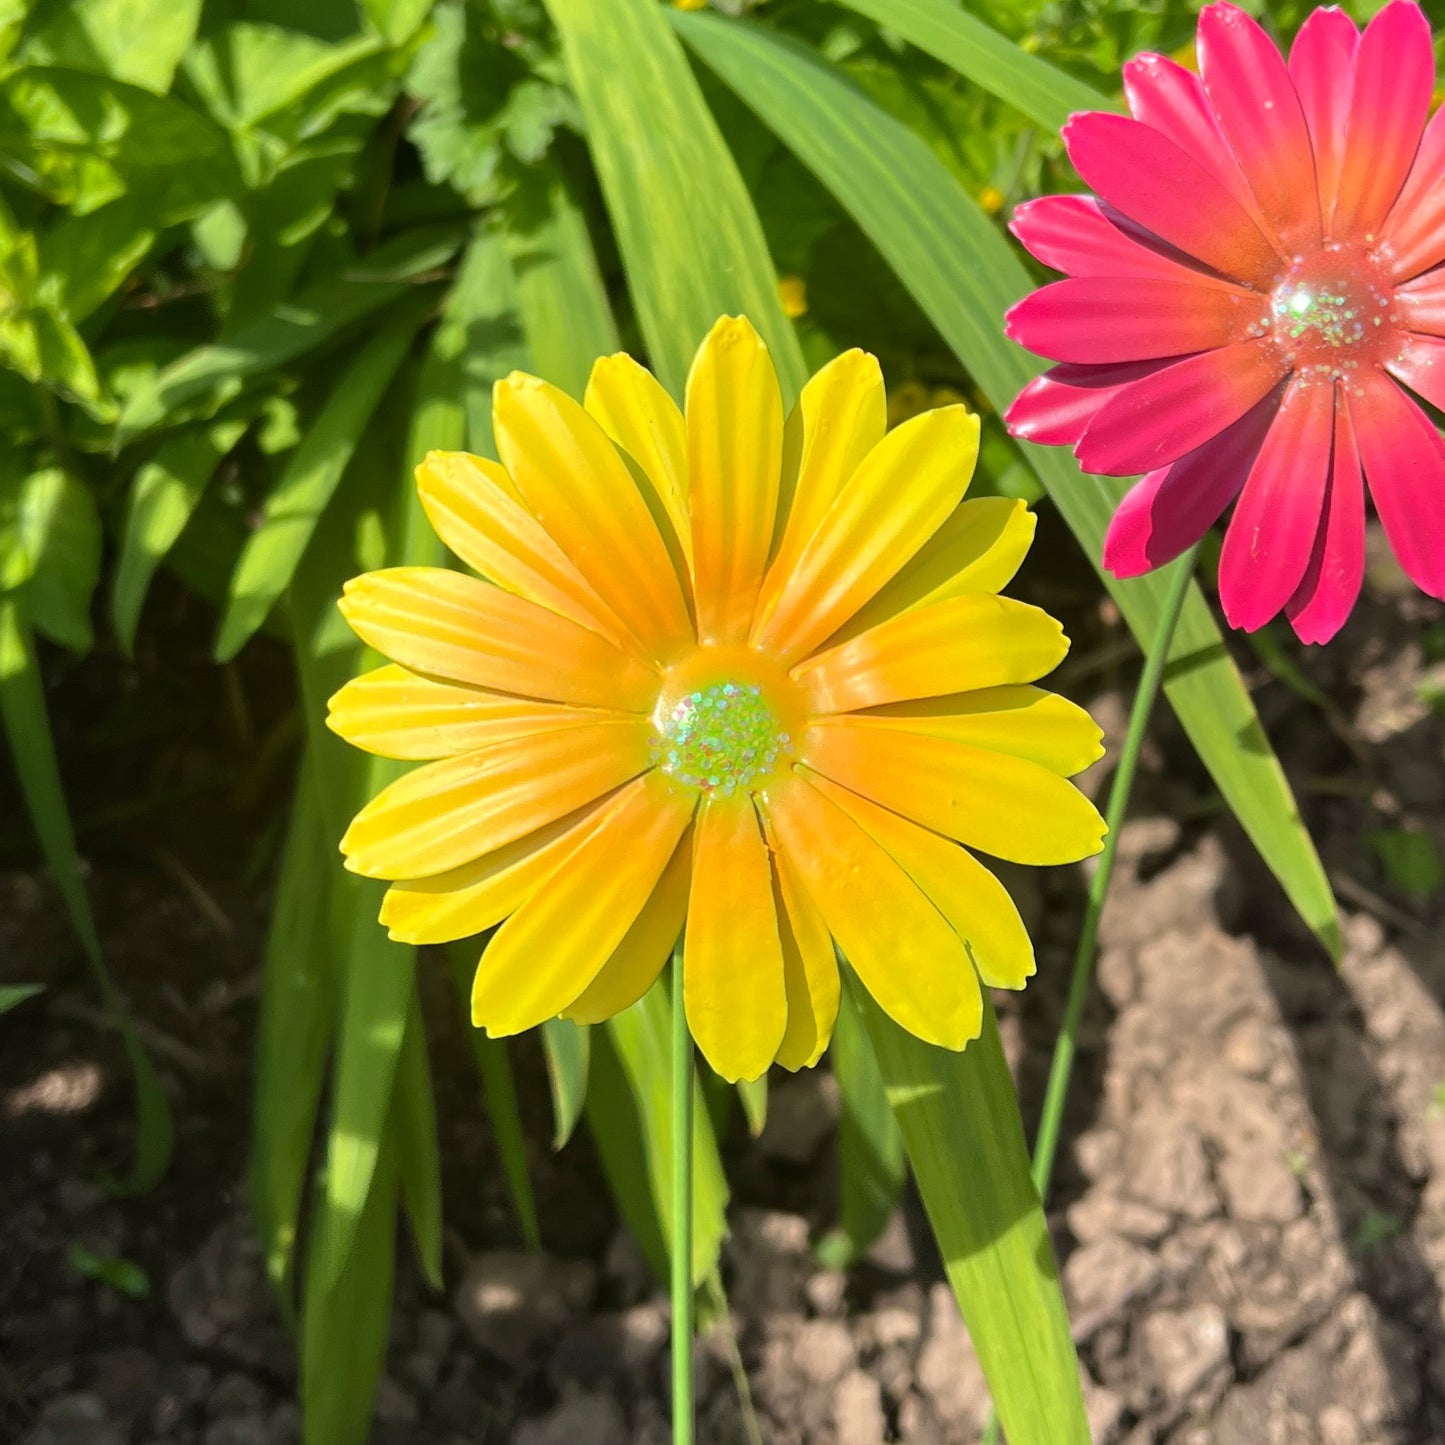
<box><xmin>777</xmin><ymin>275</ymin><xmax>808</xmax><ymax>319</ymax></box>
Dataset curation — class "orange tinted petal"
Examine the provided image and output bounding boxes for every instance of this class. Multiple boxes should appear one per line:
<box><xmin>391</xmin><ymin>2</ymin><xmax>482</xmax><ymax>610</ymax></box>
<box><xmin>416</xmin><ymin>450</ymin><xmax>635</xmax><ymax>651</ymax></box>
<box><xmin>763</xmin><ymin>770</ymin><xmax>980</xmax><ymax>1050</ymax></box>
<box><xmin>379</xmin><ymin>799</ymin><xmax>616</xmax><ymax>943</ymax></box>
<box><xmin>793</xmin><ymin>594</ymin><xmax>1068</xmax><ymax>715</ymax></box>
<box><xmin>803</xmin><ymin>720</ymin><xmax>1106</xmax><ymax>865</ymax></box>
<box><xmin>686</xmin><ymin>317</ymin><xmax>784</xmax><ymax>645</ymax></box>
<box><xmin>339</xmin><ymin>568</ymin><xmax>658</xmax><ymax>711</ymax></box>
<box><xmin>752</xmin><ymin>406</ymin><xmax>979</xmax><ymax>662</ymax></box>
<box><xmin>493</xmin><ymin>373</ymin><xmax>692</xmax><ymax>664</ymax></box>
<box><xmin>328</xmin><ymin>664</ymin><xmax>631</xmax><ymax>761</ymax></box>
<box><xmin>340</xmin><ymin>720</ymin><xmax>653</xmax><ymax>879</ymax></box>
<box><xmin>472</xmin><ymin>772</ymin><xmax>696</xmax><ymax>1035</ymax></box>
<box><xmin>564</xmin><ymin>828</ymin><xmax>692</xmax><ymax>1024</ymax></box>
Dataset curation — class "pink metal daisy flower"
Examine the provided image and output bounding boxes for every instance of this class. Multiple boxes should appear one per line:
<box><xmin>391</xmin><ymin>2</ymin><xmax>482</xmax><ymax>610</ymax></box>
<box><xmin>1004</xmin><ymin>0</ymin><xmax>1445</xmax><ymax>642</ymax></box>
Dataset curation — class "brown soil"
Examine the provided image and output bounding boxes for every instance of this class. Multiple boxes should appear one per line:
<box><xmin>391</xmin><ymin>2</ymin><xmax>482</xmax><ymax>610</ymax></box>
<box><xmin>3</xmin><ymin>527</ymin><xmax>1444</xmax><ymax>1445</ymax></box>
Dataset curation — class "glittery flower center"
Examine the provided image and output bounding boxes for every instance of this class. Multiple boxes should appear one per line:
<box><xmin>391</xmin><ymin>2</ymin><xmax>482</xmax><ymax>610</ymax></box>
<box><xmin>653</xmin><ymin>680</ymin><xmax>791</xmax><ymax>796</ymax></box>
<box><xmin>1262</xmin><ymin>244</ymin><xmax>1401</xmax><ymax>378</ymax></box>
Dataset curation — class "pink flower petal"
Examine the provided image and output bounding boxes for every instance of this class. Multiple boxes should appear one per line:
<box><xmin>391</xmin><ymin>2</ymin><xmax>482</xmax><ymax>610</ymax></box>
<box><xmin>1388</xmin><ymin>331</ymin><xmax>1445</xmax><ymax>412</ymax></box>
<box><xmin>1103</xmin><ymin>392</ymin><xmax>1278</xmax><ymax>577</ymax></box>
<box><xmin>1198</xmin><ymin>3</ymin><xmax>1321</xmax><ymax>253</ymax></box>
<box><xmin>1332</xmin><ymin>0</ymin><xmax>1435</xmax><ymax>243</ymax></box>
<box><xmin>1062</xmin><ymin>111</ymin><xmax>1281</xmax><ymax>287</ymax></box>
<box><xmin>1351</xmin><ymin>375</ymin><xmax>1445</xmax><ymax>600</ymax></box>
<box><xmin>1396</xmin><ymin>268</ymin><xmax>1445</xmax><ymax>336</ymax></box>
<box><xmin>1009</xmin><ymin>195</ymin><xmax>1213</xmax><ymax>280</ymax></box>
<box><xmin>1217</xmin><ymin>379</ymin><xmax>1335</xmax><ymax>631</ymax></box>
<box><xmin>1075</xmin><ymin>339</ymin><xmax>1289</xmax><ymax>476</ymax></box>
<box><xmin>1383</xmin><ymin>105</ymin><xmax>1445</xmax><ymax>281</ymax></box>
<box><xmin>1005</xmin><ymin>275</ymin><xmax>1257</xmax><ymax>364</ymax></box>
<box><xmin>1289</xmin><ymin>6</ymin><xmax>1359</xmax><ymax>220</ymax></box>
<box><xmin>1286</xmin><ymin>398</ymin><xmax>1365</xmax><ymax>645</ymax></box>
<box><xmin>1121</xmin><ymin>53</ymin><xmax>1264</xmax><ymax>225</ymax></box>
<box><xmin>1004</xmin><ymin>361</ymin><xmax>1163</xmax><ymax>447</ymax></box>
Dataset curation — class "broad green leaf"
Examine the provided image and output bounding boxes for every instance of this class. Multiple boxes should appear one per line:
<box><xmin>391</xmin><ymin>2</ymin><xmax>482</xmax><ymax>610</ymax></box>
<box><xmin>0</xmin><ymin>587</ymin><xmax>172</xmax><ymax>1193</ymax></box>
<box><xmin>817</xmin><ymin>988</ymin><xmax>906</xmax><ymax>1270</ymax></box>
<box><xmin>213</xmin><ymin>301</ymin><xmax>428</xmax><ymax>662</ymax></box>
<box><xmin>540</xmin><ymin>1017</ymin><xmax>589</xmax><ymax>1150</ymax></box>
<box><xmin>545</xmin><ymin>0</ymin><xmax>805</xmax><ymax>403</ymax></box>
<box><xmin>15</xmin><ymin>467</ymin><xmax>100</xmax><ymax>654</ymax></box>
<box><xmin>301</xmin><ymin>1134</ymin><xmax>399</xmax><ymax>1445</ymax></box>
<box><xmin>0</xmin><ymin>982</ymin><xmax>43</xmax><ymax>1013</ymax></box>
<box><xmin>854</xmin><ymin>981</ymin><xmax>1088</xmax><ymax>1445</ymax></box>
<box><xmin>588</xmin><ymin>979</ymin><xmax>729</xmax><ymax>1287</ymax></box>
<box><xmin>40</xmin><ymin>197</ymin><xmax>156</xmax><ymax>323</ymax></box>
<box><xmin>452</xmin><ymin>948</ymin><xmax>542</xmax><ymax>1250</ymax></box>
<box><xmin>677</xmin><ymin>10</ymin><xmax>1340</xmax><ymax>959</ymax></box>
<box><xmin>837</xmin><ymin>0</ymin><xmax>1110</xmax><ymax>133</ymax></box>
<box><xmin>112</xmin><ymin>419</ymin><xmax>249</xmax><ymax>653</ymax></box>
<box><xmin>250</xmin><ymin>754</ymin><xmax>337</xmax><ymax>1305</ymax></box>
<box><xmin>394</xmin><ymin>987</ymin><xmax>444</xmax><ymax>1286</ymax></box>
<box><xmin>502</xmin><ymin>165</ymin><xmax>618</xmax><ymax>396</ymax></box>
<box><xmin>114</xmin><ymin>224</ymin><xmax>463</xmax><ymax>443</ymax></box>
<box><xmin>363</xmin><ymin>0</ymin><xmax>436</xmax><ymax>46</ymax></box>
<box><xmin>19</xmin><ymin>0</ymin><xmax>204</xmax><ymax>95</ymax></box>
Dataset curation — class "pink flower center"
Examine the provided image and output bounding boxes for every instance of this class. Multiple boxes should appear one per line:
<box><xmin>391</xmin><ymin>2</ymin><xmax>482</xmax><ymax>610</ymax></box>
<box><xmin>1261</xmin><ymin>244</ymin><xmax>1401</xmax><ymax>379</ymax></box>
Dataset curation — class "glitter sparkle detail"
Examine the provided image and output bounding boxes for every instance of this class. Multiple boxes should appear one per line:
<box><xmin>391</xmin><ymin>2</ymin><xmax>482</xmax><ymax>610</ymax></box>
<box><xmin>1262</xmin><ymin>244</ymin><xmax>1401</xmax><ymax>381</ymax></box>
<box><xmin>653</xmin><ymin>681</ymin><xmax>790</xmax><ymax>796</ymax></box>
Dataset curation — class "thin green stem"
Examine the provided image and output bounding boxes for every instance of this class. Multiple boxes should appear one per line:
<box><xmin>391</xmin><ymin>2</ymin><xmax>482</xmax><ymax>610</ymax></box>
<box><xmin>671</xmin><ymin>943</ymin><xmax>694</xmax><ymax>1445</ymax></box>
<box><xmin>980</xmin><ymin>545</ymin><xmax>1199</xmax><ymax>1445</ymax></box>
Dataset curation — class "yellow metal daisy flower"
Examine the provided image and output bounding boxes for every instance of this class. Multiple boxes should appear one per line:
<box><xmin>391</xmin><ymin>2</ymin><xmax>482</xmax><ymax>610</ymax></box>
<box><xmin>328</xmin><ymin>316</ymin><xmax>1105</xmax><ymax>1083</ymax></box>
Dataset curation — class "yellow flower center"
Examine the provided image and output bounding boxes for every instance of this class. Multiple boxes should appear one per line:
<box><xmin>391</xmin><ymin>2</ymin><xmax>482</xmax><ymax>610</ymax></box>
<box><xmin>651</xmin><ymin>646</ymin><xmax>804</xmax><ymax>797</ymax></box>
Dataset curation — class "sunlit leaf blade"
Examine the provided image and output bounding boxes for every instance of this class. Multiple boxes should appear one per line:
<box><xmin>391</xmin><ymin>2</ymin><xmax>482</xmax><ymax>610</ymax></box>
<box><xmin>837</xmin><ymin>0</ymin><xmax>1109</xmax><ymax>132</ymax></box>
<box><xmin>301</xmin><ymin>1138</ymin><xmax>398</xmax><ymax>1445</ymax></box>
<box><xmin>115</xmin><ymin>224</ymin><xmax>462</xmax><ymax>444</ymax></box>
<box><xmin>541</xmin><ymin>1017</ymin><xmax>589</xmax><ymax>1150</ymax></box>
<box><xmin>737</xmin><ymin>1074</ymin><xmax>767</xmax><ymax>1138</ymax></box>
<box><xmin>395</xmin><ymin>987</ymin><xmax>444</xmax><ymax>1287</ymax></box>
<box><xmin>544</xmin><ymin>0</ymin><xmax>805</xmax><ymax>403</ymax></box>
<box><xmin>451</xmin><ymin>945</ymin><xmax>542</xmax><ymax>1251</ymax></box>
<box><xmin>852</xmin><ymin>980</ymin><xmax>1089</xmax><ymax>1445</ymax></box>
<box><xmin>588</xmin><ymin>980</ymin><xmax>729</xmax><ymax>1287</ymax></box>
<box><xmin>250</xmin><ymin>753</ymin><xmax>336</xmax><ymax>1305</ymax></box>
<box><xmin>213</xmin><ymin>300</ymin><xmax>429</xmax><ymax>662</ymax></box>
<box><xmin>0</xmin><ymin>586</ymin><xmax>172</xmax><ymax>1193</ymax></box>
<box><xmin>0</xmin><ymin>982</ymin><xmax>43</xmax><ymax>1013</ymax></box>
<box><xmin>112</xmin><ymin>418</ymin><xmax>248</xmax><ymax>654</ymax></box>
<box><xmin>676</xmin><ymin>10</ymin><xmax>1340</xmax><ymax>959</ymax></box>
<box><xmin>817</xmin><ymin>988</ymin><xmax>905</xmax><ymax>1270</ymax></box>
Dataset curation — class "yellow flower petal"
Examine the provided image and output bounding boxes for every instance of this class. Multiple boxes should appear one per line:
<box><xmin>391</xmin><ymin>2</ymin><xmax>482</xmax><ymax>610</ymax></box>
<box><xmin>493</xmin><ymin>372</ymin><xmax>693</xmax><ymax>664</ymax></box>
<box><xmin>380</xmin><ymin>799</ymin><xmax>615</xmax><ymax>944</ymax></box>
<box><xmin>328</xmin><ymin>664</ymin><xmax>632</xmax><ymax>761</ymax></box>
<box><xmin>803</xmin><ymin>721</ymin><xmax>1106</xmax><ymax>866</ymax></box>
<box><xmin>836</xmin><ymin>497</ymin><xmax>1036</xmax><ymax>642</ymax></box>
<box><xmin>564</xmin><ymin>828</ymin><xmax>693</xmax><ymax>1024</ymax></box>
<box><xmin>764</xmin><ymin>819</ymin><xmax>840</xmax><ymax>1070</ymax></box>
<box><xmin>472</xmin><ymin>772</ymin><xmax>696</xmax><ymax>1035</ymax></box>
<box><xmin>686</xmin><ymin>316</ymin><xmax>784</xmax><ymax>645</ymax></box>
<box><xmin>806</xmin><ymin>772</ymin><xmax>1034</xmax><ymax>990</ymax></box>
<box><xmin>338</xmin><ymin>567</ymin><xmax>658</xmax><ymax>711</ymax></box>
<box><xmin>340</xmin><ymin>720</ymin><xmax>653</xmax><ymax>879</ymax></box>
<box><xmin>793</xmin><ymin>593</ymin><xmax>1068</xmax><ymax>715</ymax></box>
<box><xmin>753</xmin><ymin>405</ymin><xmax>979</xmax><ymax>662</ymax></box>
<box><xmin>683</xmin><ymin>795</ymin><xmax>787</xmax><ymax>1082</ymax></box>
<box><xmin>844</xmin><ymin>686</ymin><xmax>1104</xmax><ymax>778</ymax></box>
<box><xmin>765</xmin><ymin>349</ymin><xmax>885</xmax><ymax>602</ymax></box>
<box><xmin>415</xmin><ymin>451</ymin><xmax>636</xmax><ymax>652</ymax></box>
<box><xmin>763</xmin><ymin>769</ymin><xmax>981</xmax><ymax>1050</ymax></box>
<box><xmin>584</xmin><ymin>354</ymin><xmax>692</xmax><ymax>569</ymax></box>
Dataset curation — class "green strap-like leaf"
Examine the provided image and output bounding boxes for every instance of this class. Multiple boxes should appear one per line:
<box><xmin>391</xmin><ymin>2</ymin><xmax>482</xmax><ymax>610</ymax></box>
<box><xmin>213</xmin><ymin>298</ymin><xmax>430</xmax><ymax>662</ymax></box>
<box><xmin>394</xmin><ymin>986</ymin><xmax>445</xmax><ymax>1287</ymax></box>
<box><xmin>541</xmin><ymin>1017</ymin><xmax>590</xmax><ymax>1150</ymax></box>
<box><xmin>676</xmin><ymin>10</ymin><xmax>1340</xmax><ymax>958</ymax></box>
<box><xmin>853</xmin><ymin>980</ymin><xmax>1089</xmax><ymax>1445</ymax></box>
<box><xmin>0</xmin><ymin>982</ymin><xmax>43</xmax><ymax>1013</ymax></box>
<box><xmin>837</xmin><ymin>0</ymin><xmax>1110</xmax><ymax>132</ymax></box>
<box><xmin>545</xmin><ymin>0</ymin><xmax>805</xmax><ymax>402</ymax></box>
<box><xmin>817</xmin><ymin>987</ymin><xmax>906</xmax><ymax>1270</ymax></box>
